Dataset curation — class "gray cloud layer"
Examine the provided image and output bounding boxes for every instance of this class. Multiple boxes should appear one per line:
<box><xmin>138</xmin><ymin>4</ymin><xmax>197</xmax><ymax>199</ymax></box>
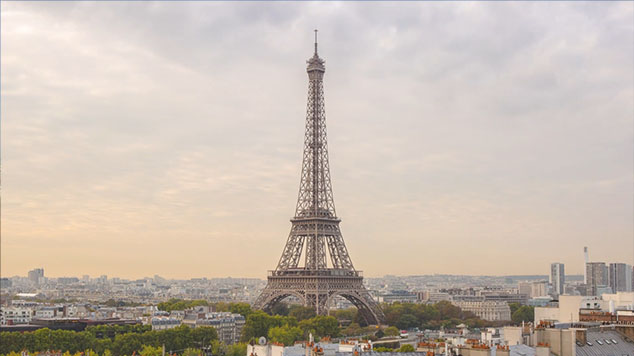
<box><xmin>2</xmin><ymin>1</ymin><xmax>632</xmax><ymax>279</ymax></box>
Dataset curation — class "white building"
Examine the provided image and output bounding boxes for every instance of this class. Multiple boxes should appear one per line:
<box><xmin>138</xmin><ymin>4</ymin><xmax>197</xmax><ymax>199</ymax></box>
<box><xmin>188</xmin><ymin>312</ymin><xmax>246</xmax><ymax>344</ymax></box>
<box><xmin>532</xmin><ymin>293</ymin><xmax>632</xmax><ymax>324</ymax></box>
<box><xmin>454</xmin><ymin>301</ymin><xmax>511</xmax><ymax>321</ymax></box>
<box><xmin>151</xmin><ymin>317</ymin><xmax>181</xmax><ymax>330</ymax></box>
<box><xmin>0</xmin><ymin>307</ymin><xmax>33</xmax><ymax>325</ymax></box>
<box><xmin>601</xmin><ymin>292</ymin><xmax>634</xmax><ymax>310</ymax></box>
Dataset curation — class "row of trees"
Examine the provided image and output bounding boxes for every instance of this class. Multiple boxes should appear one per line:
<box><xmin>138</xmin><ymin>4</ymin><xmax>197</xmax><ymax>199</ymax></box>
<box><xmin>381</xmin><ymin>301</ymin><xmax>535</xmax><ymax>330</ymax></box>
<box><xmin>156</xmin><ymin>300</ymin><xmax>254</xmax><ymax>321</ymax></box>
<box><xmin>382</xmin><ymin>301</ymin><xmax>488</xmax><ymax>330</ymax></box>
<box><xmin>0</xmin><ymin>325</ymin><xmax>218</xmax><ymax>356</ymax></box>
<box><xmin>156</xmin><ymin>299</ymin><xmax>210</xmax><ymax>312</ymax></box>
<box><xmin>240</xmin><ymin>311</ymin><xmax>340</xmax><ymax>346</ymax></box>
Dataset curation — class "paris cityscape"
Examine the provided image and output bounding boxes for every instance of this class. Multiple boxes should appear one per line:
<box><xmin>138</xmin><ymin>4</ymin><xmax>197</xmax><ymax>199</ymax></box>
<box><xmin>1</xmin><ymin>2</ymin><xmax>633</xmax><ymax>356</ymax></box>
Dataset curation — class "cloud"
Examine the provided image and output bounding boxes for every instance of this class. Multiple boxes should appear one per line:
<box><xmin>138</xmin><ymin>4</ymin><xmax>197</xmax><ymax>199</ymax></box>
<box><xmin>1</xmin><ymin>1</ymin><xmax>632</xmax><ymax>278</ymax></box>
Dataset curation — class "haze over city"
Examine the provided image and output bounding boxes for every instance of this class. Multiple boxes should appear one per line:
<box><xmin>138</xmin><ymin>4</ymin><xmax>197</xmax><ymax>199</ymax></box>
<box><xmin>1</xmin><ymin>1</ymin><xmax>633</xmax><ymax>280</ymax></box>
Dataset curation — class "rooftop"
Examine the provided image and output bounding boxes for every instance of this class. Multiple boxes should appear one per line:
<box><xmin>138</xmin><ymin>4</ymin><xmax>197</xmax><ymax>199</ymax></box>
<box><xmin>575</xmin><ymin>330</ymin><xmax>634</xmax><ymax>356</ymax></box>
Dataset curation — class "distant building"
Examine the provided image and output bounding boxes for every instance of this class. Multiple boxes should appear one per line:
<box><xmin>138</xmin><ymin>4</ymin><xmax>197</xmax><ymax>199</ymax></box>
<box><xmin>0</xmin><ymin>278</ymin><xmax>11</xmax><ymax>289</ymax></box>
<box><xmin>417</xmin><ymin>291</ymin><xmax>452</xmax><ymax>303</ymax></box>
<box><xmin>519</xmin><ymin>281</ymin><xmax>549</xmax><ymax>298</ymax></box>
<box><xmin>586</xmin><ymin>262</ymin><xmax>609</xmax><ymax>296</ymax></box>
<box><xmin>28</xmin><ymin>268</ymin><xmax>44</xmax><ymax>285</ymax></box>
<box><xmin>57</xmin><ymin>277</ymin><xmax>80</xmax><ymax>285</ymax></box>
<box><xmin>378</xmin><ymin>291</ymin><xmax>418</xmax><ymax>303</ymax></box>
<box><xmin>608</xmin><ymin>263</ymin><xmax>632</xmax><ymax>293</ymax></box>
<box><xmin>34</xmin><ymin>306</ymin><xmax>64</xmax><ymax>318</ymax></box>
<box><xmin>453</xmin><ymin>301</ymin><xmax>511</xmax><ymax>321</ymax></box>
<box><xmin>151</xmin><ymin>317</ymin><xmax>181</xmax><ymax>330</ymax></box>
<box><xmin>527</xmin><ymin>296</ymin><xmax>554</xmax><ymax>307</ymax></box>
<box><xmin>196</xmin><ymin>312</ymin><xmax>245</xmax><ymax>344</ymax></box>
<box><xmin>0</xmin><ymin>307</ymin><xmax>33</xmax><ymax>325</ymax></box>
<box><xmin>550</xmin><ymin>263</ymin><xmax>565</xmax><ymax>296</ymax></box>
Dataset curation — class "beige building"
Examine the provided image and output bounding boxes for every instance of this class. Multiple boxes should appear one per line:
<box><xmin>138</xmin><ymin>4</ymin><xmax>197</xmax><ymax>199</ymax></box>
<box><xmin>519</xmin><ymin>281</ymin><xmax>549</xmax><ymax>298</ymax></box>
<box><xmin>454</xmin><ymin>301</ymin><xmax>511</xmax><ymax>321</ymax></box>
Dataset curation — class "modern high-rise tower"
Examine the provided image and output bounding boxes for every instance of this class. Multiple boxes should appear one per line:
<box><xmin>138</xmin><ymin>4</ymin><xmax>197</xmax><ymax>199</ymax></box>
<box><xmin>586</xmin><ymin>262</ymin><xmax>608</xmax><ymax>296</ymax></box>
<box><xmin>550</xmin><ymin>263</ymin><xmax>565</xmax><ymax>296</ymax></box>
<box><xmin>583</xmin><ymin>247</ymin><xmax>589</xmax><ymax>284</ymax></box>
<box><xmin>253</xmin><ymin>32</ymin><xmax>385</xmax><ymax>325</ymax></box>
<box><xmin>608</xmin><ymin>263</ymin><xmax>633</xmax><ymax>292</ymax></box>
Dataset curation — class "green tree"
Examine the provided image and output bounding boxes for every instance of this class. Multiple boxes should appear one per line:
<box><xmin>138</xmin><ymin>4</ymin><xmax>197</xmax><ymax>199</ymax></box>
<box><xmin>298</xmin><ymin>316</ymin><xmax>339</xmax><ymax>339</ymax></box>
<box><xmin>435</xmin><ymin>301</ymin><xmax>461</xmax><ymax>319</ymax></box>
<box><xmin>289</xmin><ymin>305</ymin><xmax>316</xmax><ymax>321</ymax></box>
<box><xmin>215</xmin><ymin>302</ymin><xmax>230</xmax><ymax>312</ymax></box>
<box><xmin>509</xmin><ymin>303</ymin><xmax>521</xmax><ymax>316</ymax></box>
<box><xmin>182</xmin><ymin>348</ymin><xmax>202</xmax><ymax>356</ymax></box>
<box><xmin>191</xmin><ymin>326</ymin><xmax>218</xmax><ymax>346</ymax></box>
<box><xmin>241</xmin><ymin>311</ymin><xmax>295</xmax><ymax>341</ymax></box>
<box><xmin>268</xmin><ymin>325</ymin><xmax>303</xmax><ymax>346</ymax></box>
<box><xmin>374</xmin><ymin>347</ymin><xmax>394</xmax><ymax>352</ymax></box>
<box><xmin>139</xmin><ymin>345</ymin><xmax>163</xmax><ymax>356</ymax></box>
<box><xmin>157</xmin><ymin>299</ymin><xmax>209</xmax><ymax>312</ymax></box>
<box><xmin>271</xmin><ymin>303</ymin><xmax>289</xmax><ymax>316</ymax></box>
<box><xmin>398</xmin><ymin>345</ymin><xmax>415</xmax><ymax>352</ymax></box>
<box><xmin>333</xmin><ymin>308</ymin><xmax>357</xmax><ymax>322</ymax></box>
<box><xmin>342</xmin><ymin>323</ymin><xmax>362</xmax><ymax>337</ymax></box>
<box><xmin>396</xmin><ymin>314</ymin><xmax>418</xmax><ymax>330</ymax></box>
<box><xmin>230</xmin><ymin>303</ymin><xmax>253</xmax><ymax>318</ymax></box>
<box><xmin>226</xmin><ymin>343</ymin><xmax>247</xmax><ymax>356</ymax></box>
<box><xmin>112</xmin><ymin>332</ymin><xmax>144</xmax><ymax>356</ymax></box>
<box><xmin>511</xmin><ymin>306</ymin><xmax>534</xmax><ymax>324</ymax></box>
<box><xmin>384</xmin><ymin>326</ymin><xmax>400</xmax><ymax>337</ymax></box>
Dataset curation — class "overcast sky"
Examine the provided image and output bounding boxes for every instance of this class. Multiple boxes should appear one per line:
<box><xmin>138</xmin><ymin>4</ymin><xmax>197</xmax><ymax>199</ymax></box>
<box><xmin>1</xmin><ymin>1</ymin><xmax>632</xmax><ymax>280</ymax></box>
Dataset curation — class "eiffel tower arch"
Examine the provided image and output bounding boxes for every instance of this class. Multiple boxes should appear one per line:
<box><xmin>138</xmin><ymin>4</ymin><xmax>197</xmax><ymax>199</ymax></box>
<box><xmin>253</xmin><ymin>31</ymin><xmax>385</xmax><ymax>325</ymax></box>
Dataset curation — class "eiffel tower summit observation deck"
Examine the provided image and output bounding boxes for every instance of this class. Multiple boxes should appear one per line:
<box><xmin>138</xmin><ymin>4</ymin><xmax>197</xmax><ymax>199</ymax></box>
<box><xmin>253</xmin><ymin>31</ymin><xmax>385</xmax><ymax>325</ymax></box>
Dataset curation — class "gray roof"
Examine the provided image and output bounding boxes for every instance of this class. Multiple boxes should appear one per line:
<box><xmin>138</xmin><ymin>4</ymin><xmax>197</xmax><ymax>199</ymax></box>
<box><xmin>491</xmin><ymin>345</ymin><xmax>537</xmax><ymax>356</ymax></box>
<box><xmin>576</xmin><ymin>331</ymin><xmax>634</xmax><ymax>356</ymax></box>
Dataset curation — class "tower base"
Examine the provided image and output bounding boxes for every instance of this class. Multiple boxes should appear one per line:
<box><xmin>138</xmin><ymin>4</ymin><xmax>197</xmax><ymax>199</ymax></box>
<box><xmin>253</xmin><ymin>269</ymin><xmax>384</xmax><ymax>325</ymax></box>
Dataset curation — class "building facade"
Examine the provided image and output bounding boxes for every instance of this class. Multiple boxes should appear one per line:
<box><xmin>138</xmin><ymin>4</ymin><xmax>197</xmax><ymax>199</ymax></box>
<box><xmin>586</xmin><ymin>262</ymin><xmax>608</xmax><ymax>296</ymax></box>
<box><xmin>151</xmin><ymin>317</ymin><xmax>181</xmax><ymax>330</ymax></box>
<box><xmin>0</xmin><ymin>307</ymin><xmax>33</xmax><ymax>325</ymax></box>
<box><xmin>196</xmin><ymin>312</ymin><xmax>245</xmax><ymax>344</ymax></box>
<box><xmin>608</xmin><ymin>263</ymin><xmax>632</xmax><ymax>293</ymax></box>
<box><xmin>28</xmin><ymin>268</ymin><xmax>44</xmax><ymax>285</ymax></box>
<box><xmin>453</xmin><ymin>301</ymin><xmax>511</xmax><ymax>321</ymax></box>
<box><xmin>550</xmin><ymin>263</ymin><xmax>565</xmax><ymax>296</ymax></box>
<box><xmin>519</xmin><ymin>281</ymin><xmax>548</xmax><ymax>298</ymax></box>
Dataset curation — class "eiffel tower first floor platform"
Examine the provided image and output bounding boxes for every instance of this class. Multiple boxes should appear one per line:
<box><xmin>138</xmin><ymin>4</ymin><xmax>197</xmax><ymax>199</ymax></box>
<box><xmin>252</xmin><ymin>269</ymin><xmax>385</xmax><ymax>325</ymax></box>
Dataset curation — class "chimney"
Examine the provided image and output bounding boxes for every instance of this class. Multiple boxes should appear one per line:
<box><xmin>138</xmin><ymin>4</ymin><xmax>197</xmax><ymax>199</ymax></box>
<box><xmin>575</xmin><ymin>329</ymin><xmax>587</xmax><ymax>345</ymax></box>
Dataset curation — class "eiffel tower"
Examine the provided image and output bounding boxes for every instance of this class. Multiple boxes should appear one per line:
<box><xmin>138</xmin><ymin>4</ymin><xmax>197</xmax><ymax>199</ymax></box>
<box><xmin>253</xmin><ymin>31</ymin><xmax>385</xmax><ymax>325</ymax></box>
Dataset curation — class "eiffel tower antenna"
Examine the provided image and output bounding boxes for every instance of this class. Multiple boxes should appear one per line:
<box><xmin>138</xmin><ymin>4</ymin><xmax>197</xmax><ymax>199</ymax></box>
<box><xmin>253</xmin><ymin>32</ymin><xmax>385</xmax><ymax>325</ymax></box>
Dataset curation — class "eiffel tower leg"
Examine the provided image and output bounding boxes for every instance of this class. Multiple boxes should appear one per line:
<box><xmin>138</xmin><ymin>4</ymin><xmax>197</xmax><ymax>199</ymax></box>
<box><xmin>253</xmin><ymin>280</ymin><xmax>307</xmax><ymax>312</ymax></box>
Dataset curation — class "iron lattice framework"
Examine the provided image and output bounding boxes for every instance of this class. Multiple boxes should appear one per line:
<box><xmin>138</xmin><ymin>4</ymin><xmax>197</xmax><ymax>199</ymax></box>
<box><xmin>253</xmin><ymin>32</ymin><xmax>385</xmax><ymax>325</ymax></box>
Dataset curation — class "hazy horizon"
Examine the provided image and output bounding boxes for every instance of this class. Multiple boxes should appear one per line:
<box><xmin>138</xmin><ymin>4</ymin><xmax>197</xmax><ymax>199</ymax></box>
<box><xmin>2</xmin><ymin>2</ymin><xmax>633</xmax><ymax>280</ymax></box>
<box><xmin>2</xmin><ymin>269</ymin><xmax>586</xmax><ymax>280</ymax></box>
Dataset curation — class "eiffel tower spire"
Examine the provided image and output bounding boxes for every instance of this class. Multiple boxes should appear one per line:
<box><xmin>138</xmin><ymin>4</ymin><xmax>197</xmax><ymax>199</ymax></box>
<box><xmin>253</xmin><ymin>32</ymin><xmax>384</xmax><ymax>325</ymax></box>
<box><xmin>296</xmin><ymin>28</ymin><xmax>334</xmax><ymax>220</ymax></box>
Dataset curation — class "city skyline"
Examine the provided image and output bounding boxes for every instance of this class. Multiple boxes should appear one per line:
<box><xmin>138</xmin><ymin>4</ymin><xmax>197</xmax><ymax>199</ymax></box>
<box><xmin>1</xmin><ymin>2</ymin><xmax>633</xmax><ymax>279</ymax></box>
